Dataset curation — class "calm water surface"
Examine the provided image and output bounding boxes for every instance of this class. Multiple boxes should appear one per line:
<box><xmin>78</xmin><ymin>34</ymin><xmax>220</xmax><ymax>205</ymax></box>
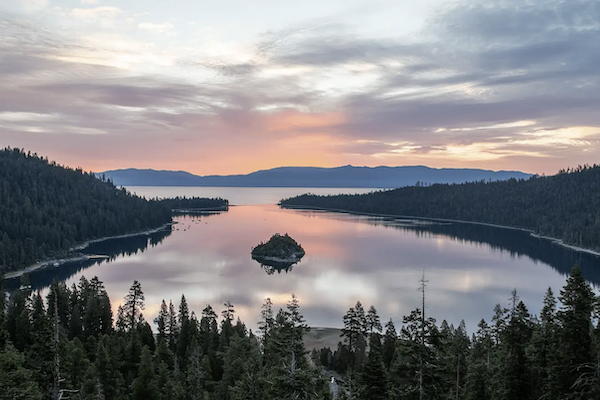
<box><xmin>129</xmin><ymin>186</ymin><xmax>378</xmax><ymax>205</ymax></box>
<box><xmin>21</xmin><ymin>187</ymin><xmax>600</xmax><ymax>332</ymax></box>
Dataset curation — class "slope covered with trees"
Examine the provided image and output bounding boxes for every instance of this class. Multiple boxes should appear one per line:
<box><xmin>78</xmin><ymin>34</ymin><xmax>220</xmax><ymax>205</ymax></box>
<box><xmin>281</xmin><ymin>165</ymin><xmax>600</xmax><ymax>251</ymax></box>
<box><xmin>1</xmin><ymin>267</ymin><xmax>599</xmax><ymax>399</ymax></box>
<box><xmin>0</xmin><ymin>148</ymin><xmax>172</xmax><ymax>274</ymax></box>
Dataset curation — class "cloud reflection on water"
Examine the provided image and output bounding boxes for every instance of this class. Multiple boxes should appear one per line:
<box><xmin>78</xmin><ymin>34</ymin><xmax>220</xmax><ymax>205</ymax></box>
<box><xmin>14</xmin><ymin>205</ymin><xmax>599</xmax><ymax>330</ymax></box>
<box><xmin>29</xmin><ymin>203</ymin><xmax>599</xmax><ymax>333</ymax></box>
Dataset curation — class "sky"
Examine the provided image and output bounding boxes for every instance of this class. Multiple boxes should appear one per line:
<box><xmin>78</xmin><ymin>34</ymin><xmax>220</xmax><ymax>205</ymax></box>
<box><xmin>0</xmin><ymin>0</ymin><xmax>598</xmax><ymax>175</ymax></box>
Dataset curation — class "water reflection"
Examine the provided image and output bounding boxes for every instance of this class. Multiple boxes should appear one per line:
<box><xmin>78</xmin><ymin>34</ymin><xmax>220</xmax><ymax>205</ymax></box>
<box><xmin>294</xmin><ymin>211</ymin><xmax>600</xmax><ymax>286</ymax></box>
<box><xmin>8</xmin><ymin>205</ymin><xmax>600</xmax><ymax>333</ymax></box>
<box><xmin>5</xmin><ymin>227</ymin><xmax>173</xmax><ymax>291</ymax></box>
<box><xmin>252</xmin><ymin>257</ymin><xmax>302</xmax><ymax>275</ymax></box>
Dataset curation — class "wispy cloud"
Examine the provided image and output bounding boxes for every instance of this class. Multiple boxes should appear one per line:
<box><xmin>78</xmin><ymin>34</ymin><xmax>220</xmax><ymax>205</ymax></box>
<box><xmin>0</xmin><ymin>0</ymin><xmax>48</xmax><ymax>12</ymax></box>
<box><xmin>71</xmin><ymin>6</ymin><xmax>121</xmax><ymax>19</ymax></box>
<box><xmin>138</xmin><ymin>22</ymin><xmax>174</xmax><ymax>34</ymax></box>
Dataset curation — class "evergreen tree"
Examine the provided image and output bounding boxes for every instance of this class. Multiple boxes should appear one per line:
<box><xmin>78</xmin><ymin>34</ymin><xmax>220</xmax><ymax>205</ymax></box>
<box><xmin>465</xmin><ymin>319</ymin><xmax>492</xmax><ymax>400</ymax></box>
<box><xmin>46</xmin><ymin>280</ymin><xmax>71</xmax><ymax>331</ymax></box>
<box><xmin>131</xmin><ymin>346</ymin><xmax>160</xmax><ymax>400</ymax></box>
<box><xmin>0</xmin><ymin>344</ymin><xmax>44</xmax><ymax>400</ymax></box>
<box><xmin>495</xmin><ymin>295</ymin><xmax>532</xmax><ymax>400</ymax></box>
<box><xmin>359</xmin><ymin>333</ymin><xmax>387</xmax><ymax>400</ymax></box>
<box><xmin>29</xmin><ymin>292</ymin><xmax>54</xmax><ymax>393</ymax></box>
<box><xmin>341</xmin><ymin>301</ymin><xmax>367</xmax><ymax>371</ymax></box>
<box><xmin>82</xmin><ymin>277</ymin><xmax>113</xmax><ymax>338</ymax></box>
<box><xmin>156</xmin><ymin>359</ymin><xmax>185</xmax><ymax>400</ymax></box>
<box><xmin>0</xmin><ymin>279</ymin><xmax>7</xmax><ymax>350</ymax></box>
<box><xmin>123</xmin><ymin>281</ymin><xmax>145</xmax><ymax>332</ymax></box>
<box><xmin>382</xmin><ymin>318</ymin><xmax>397</xmax><ymax>369</ymax></box>
<box><xmin>366</xmin><ymin>305</ymin><xmax>382</xmax><ymax>334</ymax></box>
<box><xmin>258</xmin><ymin>297</ymin><xmax>274</xmax><ymax>350</ymax></box>
<box><xmin>94</xmin><ymin>337</ymin><xmax>124</xmax><ymax>400</ymax></box>
<box><xmin>68</xmin><ymin>283</ymin><xmax>83</xmax><ymax>339</ymax></box>
<box><xmin>200</xmin><ymin>305</ymin><xmax>219</xmax><ymax>385</ymax></box>
<box><xmin>229</xmin><ymin>342</ymin><xmax>264</xmax><ymax>400</ymax></box>
<box><xmin>155</xmin><ymin>300</ymin><xmax>169</xmax><ymax>343</ymax></box>
<box><xmin>220</xmin><ymin>301</ymin><xmax>235</xmax><ymax>345</ymax></box>
<box><xmin>185</xmin><ymin>340</ymin><xmax>204</xmax><ymax>400</ymax></box>
<box><xmin>528</xmin><ymin>287</ymin><xmax>560</xmax><ymax>400</ymax></box>
<box><xmin>62</xmin><ymin>337</ymin><xmax>90</xmax><ymax>396</ymax></box>
<box><xmin>388</xmin><ymin>308</ymin><xmax>437</xmax><ymax>400</ymax></box>
<box><xmin>6</xmin><ymin>285</ymin><xmax>32</xmax><ymax>352</ymax></box>
<box><xmin>558</xmin><ymin>266</ymin><xmax>596</xmax><ymax>397</ymax></box>
<box><xmin>167</xmin><ymin>300</ymin><xmax>180</xmax><ymax>354</ymax></box>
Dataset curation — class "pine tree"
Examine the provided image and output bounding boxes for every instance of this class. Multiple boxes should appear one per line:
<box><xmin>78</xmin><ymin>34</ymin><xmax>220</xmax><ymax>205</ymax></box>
<box><xmin>83</xmin><ymin>277</ymin><xmax>112</xmax><ymax>337</ymax></box>
<box><xmin>167</xmin><ymin>300</ymin><xmax>180</xmax><ymax>354</ymax></box>
<box><xmin>123</xmin><ymin>281</ymin><xmax>145</xmax><ymax>332</ymax></box>
<box><xmin>496</xmin><ymin>296</ymin><xmax>532</xmax><ymax>400</ymax></box>
<box><xmin>341</xmin><ymin>301</ymin><xmax>367</xmax><ymax>371</ymax></box>
<box><xmin>68</xmin><ymin>283</ymin><xmax>82</xmax><ymax>339</ymax></box>
<box><xmin>388</xmin><ymin>308</ymin><xmax>437</xmax><ymax>400</ymax></box>
<box><xmin>155</xmin><ymin>300</ymin><xmax>169</xmax><ymax>343</ymax></box>
<box><xmin>62</xmin><ymin>337</ymin><xmax>90</xmax><ymax>396</ymax></box>
<box><xmin>382</xmin><ymin>318</ymin><xmax>397</xmax><ymax>369</ymax></box>
<box><xmin>558</xmin><ymin>266</ymin><xmax>596</xmax><ymax>397</ymax></box>
<box><xmin>156</xmin><ymin>359</ymin><xmax>185</xmax><ymax>400</ymax></box>
<box><xmin>465</xmin><ymin>319</ymin><xmax>492</xmax><ymax>400</ymax></box>
<box><xmin>359</xmin><ymin>333</ymin><xmax>387</xmax><ymax>400</ymax></box>
<box><xmin>528</xmin><ymin>287</ymin><xmax>560</xmax><ymax>400</ymax></box>
<box><xmin>258</xmin><ymin>298</ymin><xmax>274</xmax><ymax>351</ymax></box>
<box><xmin>366</xmin><ymin>305</ymin><xmax>382</xmax><ymax>334</ymax></box>
<box><xmin>0</xmin><ymin>344</ymin><xmax>44</xmax><ymax>400</ymax></box>
<box><xmin>131</xmin><ymin>346</ymin><xmax>160</xmax><ymax>400</ymax></box>
<box><xmin>286</xmin><ymin>294</ymin><xmax>310</xmax><ymax>370</ymax></box>
<box><xmin>200</xmin><ymin>305</ymin><xmax>219</xmax><ymax>385</ymax></box>
<box><xmin>219</xmin><ymin>301</ymin><xmax>236</xmax><ymax>353</ymax></box>
<box><xmin>29</xmin><ymin>292</ymin><xmax>54</xmax><ymax>393</ymax></box>
<box><xmin>6</xmin><ymin>285</ymin><xmax>32</xmax><ymax>352</ymax></box>
<box><xmin>94</xmin><ymin>337</ymin><xmax>124</xmax><ymax>400</ymax></box>
<box><xmin>0</xmin><ymin>279</ymin><xmax>6</xmax><ymax>350</ymax></box>
<box><xmin>46</xmin><ymin>280</ymin><xmax>71</xmax><ymax>331</ymax></box>
<box><xmin>185</xmin><ymin>340</ymin><xmax>204</xmax><ymax>400</ymax></box>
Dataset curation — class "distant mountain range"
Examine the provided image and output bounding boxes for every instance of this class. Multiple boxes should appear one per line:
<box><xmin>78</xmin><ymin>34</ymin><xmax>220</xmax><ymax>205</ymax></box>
<box><xmin>99</xmin><ymin>166</ymin><xmax>532</xmax><ymax>188</ymax></box>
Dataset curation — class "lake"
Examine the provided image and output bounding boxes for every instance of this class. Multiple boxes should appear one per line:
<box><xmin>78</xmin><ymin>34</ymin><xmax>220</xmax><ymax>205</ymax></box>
<box><xmin>14</xmin><ymin>187</ymin><xmax>600</xmax><ymax>333</ymax></box>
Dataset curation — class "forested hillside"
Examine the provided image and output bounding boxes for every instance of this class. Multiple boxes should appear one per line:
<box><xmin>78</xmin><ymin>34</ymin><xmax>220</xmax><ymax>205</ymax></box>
<box><xmin>1</xmin><ymin>267</ymin><xmax>598</xmax><ymax>399</ymax></box>
<box><xmin>0</xmin><ymin>148</ymin><xmax>172</xmax><ymax>274</ymax></box>
<box><xmin>281</xmin><ymin>165</ymin><xmax>600</xmax><ymax>251</ymax></box>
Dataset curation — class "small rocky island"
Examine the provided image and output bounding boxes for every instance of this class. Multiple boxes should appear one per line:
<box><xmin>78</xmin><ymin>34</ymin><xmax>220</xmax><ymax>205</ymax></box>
<box><xmin>251</xmin><ymin>233</ymin><xmax>305</xmax><ymax>274</ymax></box>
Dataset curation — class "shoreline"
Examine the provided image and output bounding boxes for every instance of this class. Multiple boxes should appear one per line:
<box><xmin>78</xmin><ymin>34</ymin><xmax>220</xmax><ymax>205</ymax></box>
<box><xmin>253</xmin><ymin>253</ymin><xmax>305</xmax><ymax>263</ymax></box>
<box><xmin>281</xmin><ymin>205</ymin><xmax>600</xmax><ymax>257</ymax></box>
<box><xmin>4</xmin><ymin>223</ymin><xmax>173</xmax><ymax>280</ymax></box>
<box><xmin>171</xmin><ymin>206</ymin><xmax>228</xmax><ymax>214</ymax></box>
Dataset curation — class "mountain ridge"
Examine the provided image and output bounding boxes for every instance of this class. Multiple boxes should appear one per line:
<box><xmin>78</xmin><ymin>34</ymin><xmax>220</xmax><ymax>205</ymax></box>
<box><xmin>100</xmin><ymin>165</ymin><xmax>532</xmax><ymax>188</ymax></box>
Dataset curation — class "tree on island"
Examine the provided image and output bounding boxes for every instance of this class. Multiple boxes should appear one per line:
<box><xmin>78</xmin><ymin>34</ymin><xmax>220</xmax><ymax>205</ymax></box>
<box><xmin>251</xmin><ymin>233</ymin><xmax>306</xmax><ymax>274</ymax></box>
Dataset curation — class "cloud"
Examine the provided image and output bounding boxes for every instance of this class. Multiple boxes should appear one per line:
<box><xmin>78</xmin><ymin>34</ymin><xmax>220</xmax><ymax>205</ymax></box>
<box><xmin>81</xmin><ymin>0</ymin><xmax>100</xmax><ymax>4</ymax></box>
<box><xmin>0</xmin><ymin>0</ymin><xmax>48</xmax><ymax>12</ymax></box>
<box><xmin>1</xmin><ymin>0</ymin><xmax>599</xmax><ymax>174</ymax></box>
<box><xmin>138</xmin><ymin>22</ymin><xmax>174</xmax><ymax>33</ymax></box>
<box><xmin>71</xmin><ymin>6</ymin><xmax>121</xmax><ymax>19</ymax></box>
